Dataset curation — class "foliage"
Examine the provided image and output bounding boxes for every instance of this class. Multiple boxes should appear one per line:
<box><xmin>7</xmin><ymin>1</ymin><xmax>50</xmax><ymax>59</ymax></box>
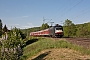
<box><xmin>0</xmin><ymin>27</ymin><xmax>26</xmax><ymax>60</ymax></box>
<box><xmin>63</xmin><ymin>19</ymin><xmax>76</xmax><ymax>37</ymax></box>
<box><xmin>2</xmin><ymin>24</ymin><xmax>8</xmax><ymax>33</ymax></box>
<box><xmin>11</xmin><ymin>27</ymin><xmax>26</xmax><ymax>39</ymax></box>
<box><xmin>64</xmin><ymin>19</ymin><xmax>73</xmax><ymax>26</ymax></box>
<box><xmin>63</xmin><ymin>19</ymin><xmax>90</xmax><ymax>38</ymax></box>
<box><xmin>75</xmin><ymin>23</ymin><xmax>90</xmax><ymax>37</ymax></box>
<box><xmin>40</xmin><ymin>23</ymin><xmax>49</xmax><ymax>30</ymax></box>
<box><xmin>0</xmin><ymin>19</ymin><xmax>2</xmax><ymax>36</ymax></box>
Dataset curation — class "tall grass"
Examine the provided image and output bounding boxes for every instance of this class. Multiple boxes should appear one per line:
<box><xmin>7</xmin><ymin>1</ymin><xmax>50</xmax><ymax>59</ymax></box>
<box><xmin>20</xmin><ymin>37</ymin><xmax>90</xmax><ymax>60</ymax></box>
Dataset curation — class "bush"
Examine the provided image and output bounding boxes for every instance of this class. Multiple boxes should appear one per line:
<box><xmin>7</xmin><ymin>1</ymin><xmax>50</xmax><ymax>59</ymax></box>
<box><xmin>0</xmin><ymin>27</ymin><xmax>26</xmax><ymax>60</ymax></box>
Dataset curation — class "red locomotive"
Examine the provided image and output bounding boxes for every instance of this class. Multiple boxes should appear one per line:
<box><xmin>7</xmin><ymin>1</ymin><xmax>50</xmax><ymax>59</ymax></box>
<box><xmin>30</xmin><ymin>24</ymin><xmax>63</xmax><ymax>38</ymax></box>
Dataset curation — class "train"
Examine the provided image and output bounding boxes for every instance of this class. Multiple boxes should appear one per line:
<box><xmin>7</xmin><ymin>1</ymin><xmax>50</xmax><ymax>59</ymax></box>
<box><xmin>30</xmin><ymin>24</ymin><xmax>63</xmax><ymax>38</ymax></box>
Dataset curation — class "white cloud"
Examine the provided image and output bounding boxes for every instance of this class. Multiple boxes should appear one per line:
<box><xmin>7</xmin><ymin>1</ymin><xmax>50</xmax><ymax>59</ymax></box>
<box><xmin>7</xmin><ymin>24</ymin><xmax>20</xmax><ymax>26</ymax></box>
<box><xmin>6</xmin><ymin>24</ymin><xmax>20</xmax><ymax>30</ymax></box>
<box><xmin>21</xmin><ymin>23</ymin><xmax>36</xmax><ymax>29</ymax></box>
<box><xmin>14</xmin><ymin>16</ymin><xmax>29</xmax><ymax>18</ymax></box>
<box><xmin>27</xmin><ymin>23</ymin><xmax>33</xmax><ymax>26</ymax></box>
<box><xmin>6</xmin><ymin>16</ymin><xmax>29</xmax><ymax>19</ymax></box>
<box><xmin>14</xmin><ymin>24</ymin><xmax>20</xmax><ymax>25</ymax></box>
<box><xmin>6</xmin><ymin>23</ymin><xmax>38</xmax><ymax>29</ymax></box>
<box><xmin>21</xmin><ymin>26</ymin><xmax>31</xmax><ymax>29</ymax></box>
<box><xmin>83</xmin><ymin>21</ymin><xmax>90</xmax><ymax>23</ymax></box>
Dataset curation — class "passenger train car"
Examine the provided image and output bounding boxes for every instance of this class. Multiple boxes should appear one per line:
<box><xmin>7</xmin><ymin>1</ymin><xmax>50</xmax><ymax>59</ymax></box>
<box><xmin>30</xmin><ymin>24</ymin><xmax>63</xmax><ymax>38</ymax></box>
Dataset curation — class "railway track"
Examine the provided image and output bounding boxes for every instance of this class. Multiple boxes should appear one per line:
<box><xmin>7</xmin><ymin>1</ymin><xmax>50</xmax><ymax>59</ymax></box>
<box><xmin>53</xmin><ymin>37</ymin><xmax>90</xmax><ymax>49</ymax></box>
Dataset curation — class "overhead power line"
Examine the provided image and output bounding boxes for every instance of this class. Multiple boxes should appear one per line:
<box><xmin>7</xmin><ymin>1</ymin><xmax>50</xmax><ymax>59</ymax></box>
<box><xmin>54</xmin><ymin>0</ymin><xmax>83</xmax><ymax>23</ymax></box>
<box><xmin>70</xmin><ymin>9</ymin><xmax>90</xmax><ymax>20</ymax></box>
<box><xmin>42</xmin><ymin>17</ymin><xmax>55</xmax><ymax>26</ymax></box>
<box><xmin>61</xmin><ymin>0</ymin><xmax>83</xmax><ymax>17</ymax></box>
<box><xmin>52</xmin><ymin>0</ymin><xmax>71</xmax><ymax>16</ymax></box>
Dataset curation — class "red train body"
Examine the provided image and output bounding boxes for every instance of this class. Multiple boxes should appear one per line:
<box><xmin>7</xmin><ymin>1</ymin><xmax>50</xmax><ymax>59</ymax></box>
<box><xmin>30</xmin><ymin>24</ymin><xmax>63</xmax><ymax>37</ymax></box>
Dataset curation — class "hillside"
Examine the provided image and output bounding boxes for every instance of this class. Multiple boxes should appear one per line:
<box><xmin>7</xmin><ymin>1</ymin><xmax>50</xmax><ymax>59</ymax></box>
<box><xmin>20</xmin><ymin>37</ymin><xmax>90</xmax><ymax>60</ymax></box>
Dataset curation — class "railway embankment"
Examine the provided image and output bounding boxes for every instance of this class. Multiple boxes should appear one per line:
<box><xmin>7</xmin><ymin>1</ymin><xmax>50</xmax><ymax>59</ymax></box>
<box><xmin>20</xmin><ymin>37</ymin><xmax>90</xmax><ymax>60</ymax></box>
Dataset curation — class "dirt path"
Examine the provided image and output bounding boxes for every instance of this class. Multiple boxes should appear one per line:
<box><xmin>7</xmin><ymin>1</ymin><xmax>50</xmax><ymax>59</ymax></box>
<box><xmin>65</xmin><ymin>38</ymin><xmax>90</xmax><ymax>49</ymax></box>
<box><xmin>28</xmin><ymin>48</ymin><xmax>90</xmax><ymax>60</ymax></box>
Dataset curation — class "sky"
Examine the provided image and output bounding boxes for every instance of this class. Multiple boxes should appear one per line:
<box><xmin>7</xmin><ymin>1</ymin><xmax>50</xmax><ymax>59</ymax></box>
<box><xmin>0</xmin><ymin>0</ymin><xmax>90</xmax><ymax>29</ymax></box>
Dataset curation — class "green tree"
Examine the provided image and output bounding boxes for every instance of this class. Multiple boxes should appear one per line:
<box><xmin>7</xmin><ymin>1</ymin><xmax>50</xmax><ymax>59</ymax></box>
<box><xmin>76</xmin><ymin>24</ymin><xmax>85</xmax><ymax>37</ymax></box>
<box><xmin>76</xmin><ymin>23</ymin><xmax>90</xmax><ymax>37</ymax></box>
<box><xmin>63</xmin><ymin>19</ymin><xmax>75</xmax><ymax>37</ymax></box>
<box><xmin>70</xmin><ymin>23</ymin><xmax>76</xmax><ymax>37</ymax></box>
<box><xmin>0</xmin><ymin>19</ymin><xmax>2</xmax><ymax>36</ymax></box>
<box><xmin>3</xmin><ymin>24</ymin><xmax>8</xmax><ymax>33</ymax></box>
<box><xmin>87</xmin><ymin>22</ymin><xmax>90</xmax><ymax>37</ymax></box>
<box><xmin>40</xmin><ymin>23</ymin><xmax>49</xmax><ymax>30</ymax></box>
<box><xmin>11</xmin><ymin>27</ymin><xmax>26</xmax><ymax>39</ymax></box>
<box><xmin>0</xmin><ymin>27</ymin><xmax>26</xmax><ymax>60</ymax></box>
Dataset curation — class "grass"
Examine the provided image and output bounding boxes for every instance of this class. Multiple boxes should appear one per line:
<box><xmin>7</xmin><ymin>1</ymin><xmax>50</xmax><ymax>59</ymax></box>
<box><xmin>19</xmin><ymin>37</ymin><xmax>90</xmax><ymax>60</ymax></box>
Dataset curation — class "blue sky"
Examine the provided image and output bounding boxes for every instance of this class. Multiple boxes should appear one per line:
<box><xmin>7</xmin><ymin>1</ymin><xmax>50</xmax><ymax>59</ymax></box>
<box><xmin>0</xmin><ymin>0</ymin><xmax>90</xmax><ymax>29</ymax></box>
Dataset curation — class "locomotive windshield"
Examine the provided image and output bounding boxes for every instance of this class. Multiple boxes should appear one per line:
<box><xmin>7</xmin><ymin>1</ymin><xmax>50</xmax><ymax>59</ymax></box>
<box><xmin>56</xmin><ymin>27</ymin><xmax>62</xmax><ymax>30</ymax></box>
